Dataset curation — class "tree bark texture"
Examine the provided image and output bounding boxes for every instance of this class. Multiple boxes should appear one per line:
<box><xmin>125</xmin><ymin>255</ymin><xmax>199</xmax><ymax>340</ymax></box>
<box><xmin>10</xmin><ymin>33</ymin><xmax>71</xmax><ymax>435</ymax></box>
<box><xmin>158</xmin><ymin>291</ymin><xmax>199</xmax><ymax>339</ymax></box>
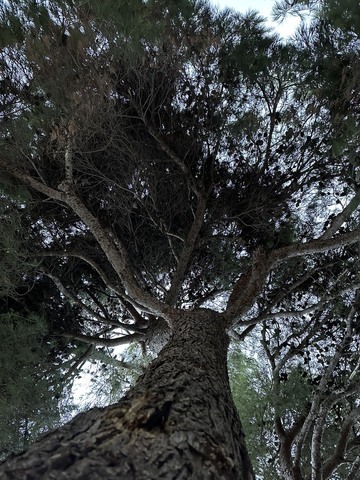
<box><xmin>0</xmin><ymin>309</ymin><xmax>254</xmax><ymax>480</ymax></box>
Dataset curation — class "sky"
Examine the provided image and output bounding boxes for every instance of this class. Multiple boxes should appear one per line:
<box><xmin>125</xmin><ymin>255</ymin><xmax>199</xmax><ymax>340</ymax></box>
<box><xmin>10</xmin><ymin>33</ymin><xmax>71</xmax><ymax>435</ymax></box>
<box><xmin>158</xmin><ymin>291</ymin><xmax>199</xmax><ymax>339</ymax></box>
<box><xmin>212</xmin><ymin>0</ymin><xmax>301</xmax><ymax>37</ymax></box>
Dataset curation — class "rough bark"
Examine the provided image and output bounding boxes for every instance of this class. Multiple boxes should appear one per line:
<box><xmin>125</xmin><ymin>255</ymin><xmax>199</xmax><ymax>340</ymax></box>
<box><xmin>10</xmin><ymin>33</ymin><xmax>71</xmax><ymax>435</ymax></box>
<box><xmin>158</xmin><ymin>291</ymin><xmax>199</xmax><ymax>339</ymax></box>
<box><xmin>0</xmin><ymin>309</ymin><xmax>254</xmax><ymax>480</ymax></box>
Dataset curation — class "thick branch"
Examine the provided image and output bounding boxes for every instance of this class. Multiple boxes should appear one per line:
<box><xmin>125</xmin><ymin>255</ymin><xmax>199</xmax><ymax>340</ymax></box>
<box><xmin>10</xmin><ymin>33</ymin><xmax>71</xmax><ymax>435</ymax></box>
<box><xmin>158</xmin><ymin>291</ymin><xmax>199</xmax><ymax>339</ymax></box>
<box><xmin>320</xmin><ymin>191</ymin><xmax>360</xmax><ymax>240</ymax></box>
<box><xmin>61</xmin><ymin>331</ymin><xmax>144</xmax><ymax>347</ymax></box>
<box><xmin>220</xmin><ymin>226</ymin><xmax>360</xmax><ymax>331</ymax></box>
<box><xmin>63</xmin><ymin>189</ymin><xmax>169</xmax><ymax>316</ymax></box>
<box><xmin>1</xmin><ymin>160</ymin><xmax>169</xmax><ymax>316</ymax></box>
<box><xmin>323</xmin><ymin>407</ymin><xmax>360</xmax><ymax>479</ymax></box>
<box><xmin>34</xmin><ymin>250</ymin><xmax>155</xmax><ymax>317</ymax></box>
<box><xmin>64</xmin><ymin>140</ymin><xmax>73</xmax><ymax>183</ymax></box>
<box><xmin>245</xmin><ymin>283</ymin><xmax>360</xmax><ymax>328</ymax></box>
<box><xmin>231</xmin><ymin>324</ymin><xmax>256</xmax><ymax>341</ymax></box>
<box><xmin>146</xmin><ymin>123</ymin><xmax>190</xmax><ymax>176</ymax></box>
<box><xmin>310</xmin><ymin>307</ymin><xmax>359</xmax><ymax>479</ymax></box>
<box><xmin>0</xmin><ymin>158</ymin><xmax>65</xmax><ymax>201</ymax></box>
<box><xmin>272</xmin><ymin>228</ymin><xmax>360</xmax><ymax>264</ymax></box>
<box><xmin>244</xmin><ymin>303</ymin><xmax>324</xmax><ymax>327</ymax></box>
<box><xmin>62</xmin><ymin>345</ymin><xmax>94</xmax><ymax>382</ymax></box>
<box><xmin>224</xmin><ymin>247</ymin><xmax>270</xmax><ymax>324</ymax></box>
<box><xmin>295</xmin><ymin>324</ymin><xmax>354</xmax><ymax>471</ymax></box>
<box><xmin>166</xmin><ymin>193</ymin><xmax>208</xmax><ymax>306</ymax></box>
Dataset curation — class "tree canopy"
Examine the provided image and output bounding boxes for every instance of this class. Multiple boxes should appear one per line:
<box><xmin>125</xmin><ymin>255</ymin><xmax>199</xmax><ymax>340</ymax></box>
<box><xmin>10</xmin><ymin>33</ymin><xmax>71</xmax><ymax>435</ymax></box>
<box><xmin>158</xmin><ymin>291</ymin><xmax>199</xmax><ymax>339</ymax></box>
<box><xmin>0</xmin><ymin>0</ymin><xmax>359</xmax><ymax>478</ymax></box>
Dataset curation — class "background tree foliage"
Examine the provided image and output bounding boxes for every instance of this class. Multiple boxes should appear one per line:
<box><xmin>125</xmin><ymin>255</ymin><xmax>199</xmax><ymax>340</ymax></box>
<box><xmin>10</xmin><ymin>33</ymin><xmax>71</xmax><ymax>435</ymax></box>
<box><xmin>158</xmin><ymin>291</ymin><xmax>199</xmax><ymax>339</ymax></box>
<box><xmin>0</xmin><ymin>312</ymin><xmax>74</xmax><ymax>460</ymax></box>
<box><xmin>0</xmin><ymin>0</ymin><xmax>359</xmax><ymax>478</ymax></box>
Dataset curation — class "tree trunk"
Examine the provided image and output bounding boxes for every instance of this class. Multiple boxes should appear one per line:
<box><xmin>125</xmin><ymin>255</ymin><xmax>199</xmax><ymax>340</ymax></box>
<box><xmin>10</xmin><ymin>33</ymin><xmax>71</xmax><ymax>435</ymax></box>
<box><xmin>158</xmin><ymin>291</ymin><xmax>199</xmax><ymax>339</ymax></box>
<box><xmin>0</xmin><ymin>309</ymin><xmax>254</xmax><ymax>479</ymax></box>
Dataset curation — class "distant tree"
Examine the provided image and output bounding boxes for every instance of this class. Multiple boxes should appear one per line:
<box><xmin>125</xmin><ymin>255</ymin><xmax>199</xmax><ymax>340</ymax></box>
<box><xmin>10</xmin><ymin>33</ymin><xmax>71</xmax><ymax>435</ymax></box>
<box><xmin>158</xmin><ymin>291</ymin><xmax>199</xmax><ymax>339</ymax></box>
<box><xmin>0</xmin><ymin>0</ymin><xmax>359</xmax><ymax>478</ymax></box>
<box><xmin>230</xmin><ymin>289</ymin><xmax>360</xmax><ymax>480</ymax></box>
<box><xmin>0</xmin><ymin>312</ymin><xmax>74</xmax><ymax>460</ymax></box>
<box><xmin>0</xmin><ymin>188</ymin><xmax>79</xmax><ymax>456</ymax></box>
<box><xmin>228</xmin><ymin>349</ymin><xmax>275</xmax><ymax>478</ymax></box>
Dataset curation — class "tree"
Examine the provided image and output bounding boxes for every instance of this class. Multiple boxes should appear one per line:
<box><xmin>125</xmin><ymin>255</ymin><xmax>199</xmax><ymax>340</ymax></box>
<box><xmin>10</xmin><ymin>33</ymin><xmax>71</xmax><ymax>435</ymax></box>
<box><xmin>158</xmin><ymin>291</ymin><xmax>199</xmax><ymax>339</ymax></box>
<box><xmin>0</xmin><ymin>0</ymin><xmax>359</xmax><ymax>478</ymax></box>
<box><xmin>228</xmin><ymin>348</ymin><xmax>276</xmax><ymax>478</ymax></box>
<box><xmin>0</xmin><ymin>189</ymin><xmax>80</xmax><ymax>456</ymax></box>
<box><xmin>0</xmin><ymin>312</ymin><xmax>74</xmax><ymax>460</ymax></box>
<box><xmin>230</xmin><ymin>293</ymin><xmax>360</xmax><ymax>479</ymax></box>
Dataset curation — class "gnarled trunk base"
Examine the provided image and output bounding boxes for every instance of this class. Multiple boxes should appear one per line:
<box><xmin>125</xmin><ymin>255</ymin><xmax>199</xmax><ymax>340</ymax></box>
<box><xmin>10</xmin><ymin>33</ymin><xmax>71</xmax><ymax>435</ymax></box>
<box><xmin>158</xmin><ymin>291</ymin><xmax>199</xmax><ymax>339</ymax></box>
<box><xmin>0</xmin><ymin>309</ymin><xmax>254</xmax><ymax>479</ymax></box>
